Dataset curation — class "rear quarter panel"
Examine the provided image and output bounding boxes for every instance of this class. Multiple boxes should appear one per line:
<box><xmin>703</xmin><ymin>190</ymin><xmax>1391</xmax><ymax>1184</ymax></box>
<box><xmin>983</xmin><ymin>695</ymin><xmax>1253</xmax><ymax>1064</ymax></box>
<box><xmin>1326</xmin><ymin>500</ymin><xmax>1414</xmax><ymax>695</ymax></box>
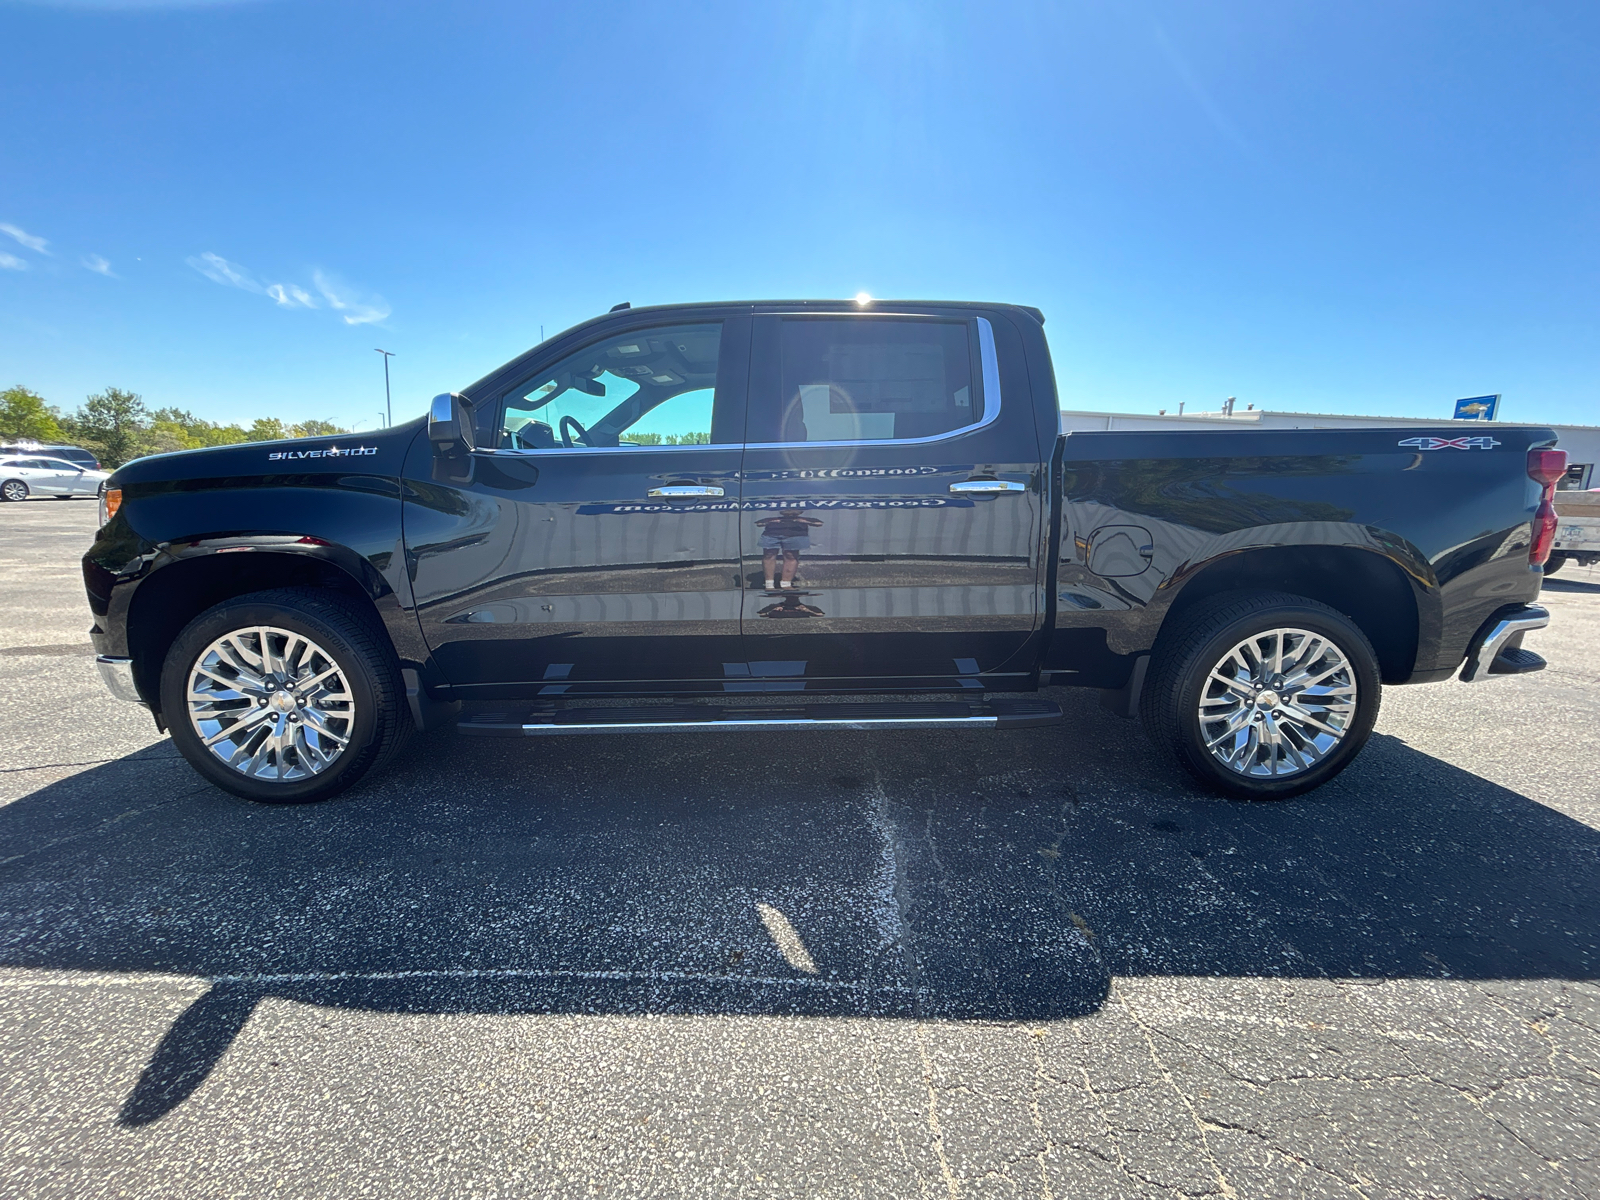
<box><xmin>1049</xmin><ymin>426</ymin><xmax>1556</xmax><ymax>685</ymax></box>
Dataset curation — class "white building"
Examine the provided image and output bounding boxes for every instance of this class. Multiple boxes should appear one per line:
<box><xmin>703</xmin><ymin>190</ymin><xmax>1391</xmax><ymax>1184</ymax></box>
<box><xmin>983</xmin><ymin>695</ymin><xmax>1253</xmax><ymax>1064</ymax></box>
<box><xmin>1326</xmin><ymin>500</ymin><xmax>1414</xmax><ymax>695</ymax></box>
<box><xmin>1060</xmin><ymin>407</ymin><xmax>1600</xmax><ymax>490</ymax></box>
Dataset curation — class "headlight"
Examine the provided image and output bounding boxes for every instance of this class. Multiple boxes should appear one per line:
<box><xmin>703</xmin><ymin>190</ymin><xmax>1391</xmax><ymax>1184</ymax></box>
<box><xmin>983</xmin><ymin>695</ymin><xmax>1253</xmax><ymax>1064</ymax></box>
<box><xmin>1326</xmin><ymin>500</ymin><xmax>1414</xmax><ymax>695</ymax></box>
<box><xmin>99</xmin><ymin>486</ymin><xmax>122</xmax><ymax>527</ymax></box>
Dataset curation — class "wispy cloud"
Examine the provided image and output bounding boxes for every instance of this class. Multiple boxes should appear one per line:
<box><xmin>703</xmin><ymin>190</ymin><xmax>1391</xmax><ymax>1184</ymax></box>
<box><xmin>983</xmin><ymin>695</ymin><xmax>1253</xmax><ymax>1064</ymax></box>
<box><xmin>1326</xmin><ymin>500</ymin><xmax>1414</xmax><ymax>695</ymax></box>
<box><xmin>0</xmin><ymin>252</ymin><xmax>26</xmax><ymax>271</ymax></box>
<box><xmin>266</xmin><ymin>282</ymin><xmax>317</xmax><ymax>308</ymax></box>
<box><xmin>81</xmin><ymin>253</ymin><xmax>117</xmax><ymax>277</ymax></box>
<box><xmin>0</xmin><ymin>223</ymin><xmax>50</xmax><ymax>255</ymax></box>
<box><xmin>187</xmin><ymin>251</ymin><xmax>389</xmax><ymax>325</ymax></box>
<box><xmin>312</xmin><ymin>270</ymin><xmax>390</xmax><ymax>326</ymax></box>
<box><xmin>187</xmin><ymin>250</ymin><xmax>262</xmax><ymax>292</ymax></box>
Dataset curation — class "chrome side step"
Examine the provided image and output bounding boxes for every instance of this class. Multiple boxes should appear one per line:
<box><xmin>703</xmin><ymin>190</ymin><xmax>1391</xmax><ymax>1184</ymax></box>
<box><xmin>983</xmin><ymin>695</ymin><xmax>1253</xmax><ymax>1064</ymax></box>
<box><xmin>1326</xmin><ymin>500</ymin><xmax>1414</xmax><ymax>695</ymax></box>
<box><xmin>457</xmin><ymin>698</ymin><xmax>1063</xmax><ymax>738</ymax></box>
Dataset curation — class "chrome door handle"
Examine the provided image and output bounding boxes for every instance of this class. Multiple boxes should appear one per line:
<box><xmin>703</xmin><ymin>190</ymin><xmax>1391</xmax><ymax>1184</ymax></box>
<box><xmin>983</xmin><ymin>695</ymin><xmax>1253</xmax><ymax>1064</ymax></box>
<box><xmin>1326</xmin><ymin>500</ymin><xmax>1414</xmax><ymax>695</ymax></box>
<box><xmin>949</xmin><ymin>479</ymin><xmax>1025</xmax><ymax>494</ymax></box>
<box><xmin>647</xmin><ymin>485</ymin><xmax>725</xmax><ymax>498</ymax></box>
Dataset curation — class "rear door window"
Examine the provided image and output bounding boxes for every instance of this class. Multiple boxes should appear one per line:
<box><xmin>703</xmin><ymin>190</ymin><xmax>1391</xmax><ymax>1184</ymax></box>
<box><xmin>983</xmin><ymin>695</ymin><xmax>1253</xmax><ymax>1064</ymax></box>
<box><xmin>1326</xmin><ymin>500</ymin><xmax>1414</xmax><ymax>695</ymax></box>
<box><xmin>748</xmin><ymin>316</ymin><xmax>983</xmax><ymax>445</ymax></box>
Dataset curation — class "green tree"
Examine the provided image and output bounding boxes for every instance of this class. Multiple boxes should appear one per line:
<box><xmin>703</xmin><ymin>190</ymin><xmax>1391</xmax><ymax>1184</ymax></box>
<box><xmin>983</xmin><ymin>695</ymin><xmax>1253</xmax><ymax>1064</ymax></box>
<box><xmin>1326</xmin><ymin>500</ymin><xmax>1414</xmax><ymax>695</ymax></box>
<box><xmin>72</xmin><ymin>387</ymin><xmax>149</xmax><ymax>468</ymax></box>
<box><xmin>144</xmin><ymin>422</ymin><xmax>191</xmax><ymax>456</ymax></box>
<box><xmin>145</xmin><ymin>407</ymin><xmax>249</xmax><ymax>450</ymax></box>
<box><xmin>288</xmin><ymin>419</ymin><xmax>345</xmax><ymax>438</ymax></box>
<box><xmin>206</xmin><ymin>424</ymin><xmax>250</xmax><ymax>446</ymax></box>
<box><xmin>146</xmin><ymin>407</ymin><xmax>204</xmax><ymax>454</ymax></box>
<box><xmin>0</xmin><ymin>386</ymin><xmax>63</xmax><ymax>442</ymax></box>
<box><xmin>246</xmin><ymin>418</ymin><xmax>287</xmax><ymax>442</ymax></box>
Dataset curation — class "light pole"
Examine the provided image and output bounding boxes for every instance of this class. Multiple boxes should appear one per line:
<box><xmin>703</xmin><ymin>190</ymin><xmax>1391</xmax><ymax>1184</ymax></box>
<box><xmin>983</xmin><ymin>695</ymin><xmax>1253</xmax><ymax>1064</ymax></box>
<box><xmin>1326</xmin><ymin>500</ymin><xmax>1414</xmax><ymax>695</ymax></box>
<box><xmin>374</xmin><ymin>349</ymin><xmax>395</xmax><ymax>427</ymax></box>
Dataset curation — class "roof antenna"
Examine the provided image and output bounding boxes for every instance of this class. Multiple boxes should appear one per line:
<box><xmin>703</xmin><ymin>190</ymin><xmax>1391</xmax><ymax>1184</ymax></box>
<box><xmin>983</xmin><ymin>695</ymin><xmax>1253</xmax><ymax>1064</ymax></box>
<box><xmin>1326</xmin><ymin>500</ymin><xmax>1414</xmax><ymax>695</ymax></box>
<box><xmin>610</xmin><ymin>302</ymin><xmax>631</xmax><ymax>312</ymax></box>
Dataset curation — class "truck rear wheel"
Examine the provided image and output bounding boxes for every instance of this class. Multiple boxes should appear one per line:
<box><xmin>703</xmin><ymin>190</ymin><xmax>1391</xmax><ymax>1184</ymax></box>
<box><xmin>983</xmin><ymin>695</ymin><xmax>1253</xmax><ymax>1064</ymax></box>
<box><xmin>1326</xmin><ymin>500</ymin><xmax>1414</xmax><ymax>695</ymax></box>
<box><xmin>1140</xmin><ymin>592</ymin><xmax>1381</xmax><ymax>800</ymax></box>
<box><xmin>1543</xmin><ymin>553</ymin><xmax>1567</xmax><ymax>576</ymax></box>
<box><xmin>160</xmin><ymin>588</ymin><xmax>411</xmax><ymax>804</ymax></box>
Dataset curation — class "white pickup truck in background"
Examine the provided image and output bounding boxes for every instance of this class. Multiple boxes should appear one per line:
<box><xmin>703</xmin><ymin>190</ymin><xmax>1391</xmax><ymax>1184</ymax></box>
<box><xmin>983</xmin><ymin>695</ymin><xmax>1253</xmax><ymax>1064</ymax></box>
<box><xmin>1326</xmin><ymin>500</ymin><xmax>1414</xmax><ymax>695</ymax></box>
<box><xmin>1550</xmin><ymin>487</ymin><xmax>1600</xmax><ymax>574</ymax></box>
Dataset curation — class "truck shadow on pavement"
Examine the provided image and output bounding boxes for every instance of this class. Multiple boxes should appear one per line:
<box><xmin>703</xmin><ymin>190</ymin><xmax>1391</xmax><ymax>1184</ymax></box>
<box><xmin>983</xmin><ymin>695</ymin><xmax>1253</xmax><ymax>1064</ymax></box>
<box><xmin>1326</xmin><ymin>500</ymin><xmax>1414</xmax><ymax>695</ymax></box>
<box><xmin>1</xmin><ymin>701</ymin><xmax>1596</xmax><ymax>1127</ymax></box>
<box><xmin>1542</xmin><ymin>576</ymin><xmax>1600</xmax><ymax>594</ymax></box>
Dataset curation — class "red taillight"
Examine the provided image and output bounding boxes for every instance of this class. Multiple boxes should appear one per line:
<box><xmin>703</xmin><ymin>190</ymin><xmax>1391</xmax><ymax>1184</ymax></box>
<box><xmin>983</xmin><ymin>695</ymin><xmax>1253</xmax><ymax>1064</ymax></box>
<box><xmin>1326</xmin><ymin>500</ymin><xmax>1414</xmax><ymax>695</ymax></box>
<box><xmin>1528</xmin><ymin>448</ymin><xmax>1567</xmax><ymax>567</ymax></box>
<box><xmin>1528</xmin><ymin>448</ymin><xmax>1567</xmax><ymax>487</ymax></box>
<box><xmin>1531</xmin><ymin>499</ymin><xmax>1558</xmax><ymax>565</ymax></box>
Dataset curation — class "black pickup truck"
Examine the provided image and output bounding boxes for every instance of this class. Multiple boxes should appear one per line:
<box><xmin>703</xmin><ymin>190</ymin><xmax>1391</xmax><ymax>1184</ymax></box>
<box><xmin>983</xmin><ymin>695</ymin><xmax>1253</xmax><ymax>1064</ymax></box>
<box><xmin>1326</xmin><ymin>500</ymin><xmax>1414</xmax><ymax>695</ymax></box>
<box><xmin>84</xmin><ymin>300</ymin><xmax>1564</xmax><ymax>805</ymax></box>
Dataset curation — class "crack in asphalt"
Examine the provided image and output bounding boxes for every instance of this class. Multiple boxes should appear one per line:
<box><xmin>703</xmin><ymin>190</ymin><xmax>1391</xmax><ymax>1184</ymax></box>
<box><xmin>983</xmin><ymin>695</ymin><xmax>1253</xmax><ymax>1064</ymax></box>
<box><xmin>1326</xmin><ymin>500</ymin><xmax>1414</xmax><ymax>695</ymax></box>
<box><xmin>0</xmin><ymin>750</ymin><xmax>180</xmax><ymax>775</ymax></box>
<box><xmin>1114</xmin><ymin>980</ymin><xmax>1238</xmax><ymax>1199</ymax></box>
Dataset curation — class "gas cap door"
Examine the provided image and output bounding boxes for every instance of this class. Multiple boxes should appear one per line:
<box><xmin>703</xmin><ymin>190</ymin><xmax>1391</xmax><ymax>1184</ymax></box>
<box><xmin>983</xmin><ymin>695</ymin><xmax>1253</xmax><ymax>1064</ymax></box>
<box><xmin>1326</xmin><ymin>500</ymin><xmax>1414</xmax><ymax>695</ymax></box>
<box><xmin>1087</xmin><ymin>525</ymin><xmax>1154</xmax><ymax>578</ymax></box>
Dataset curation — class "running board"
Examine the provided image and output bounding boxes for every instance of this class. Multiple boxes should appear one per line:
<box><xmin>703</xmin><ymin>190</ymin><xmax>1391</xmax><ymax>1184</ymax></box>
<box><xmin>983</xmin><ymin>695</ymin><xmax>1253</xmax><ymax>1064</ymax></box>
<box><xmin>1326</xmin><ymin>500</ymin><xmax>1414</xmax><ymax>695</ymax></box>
<box><xmin>457</xmin><ymin>698</ymin><xmax>1063</xmax><ymax>738</ymax></box>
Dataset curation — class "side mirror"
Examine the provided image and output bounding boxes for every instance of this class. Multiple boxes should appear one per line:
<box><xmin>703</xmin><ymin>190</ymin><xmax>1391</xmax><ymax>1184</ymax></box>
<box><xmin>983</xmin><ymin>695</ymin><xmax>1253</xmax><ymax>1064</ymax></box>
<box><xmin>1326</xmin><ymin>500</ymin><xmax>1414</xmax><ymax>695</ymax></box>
<box><xmin>428</xmin><ymin>393</ymin><xmax>477</xmax><ymax>453</ymax></box>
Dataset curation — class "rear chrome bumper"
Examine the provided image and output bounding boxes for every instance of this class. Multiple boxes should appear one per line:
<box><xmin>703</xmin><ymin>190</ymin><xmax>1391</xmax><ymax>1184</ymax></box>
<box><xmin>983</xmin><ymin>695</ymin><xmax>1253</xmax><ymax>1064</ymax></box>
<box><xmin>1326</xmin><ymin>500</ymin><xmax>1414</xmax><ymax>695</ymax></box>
<box><xmin>95</xmin><ymin>655</ymin><xmax>143</xmax><ymax>703</ymax></box>
<box><xmin>1459</xmin><ymin>604</ymin><xmax>1550</xmax><ymax>683</ymax></box>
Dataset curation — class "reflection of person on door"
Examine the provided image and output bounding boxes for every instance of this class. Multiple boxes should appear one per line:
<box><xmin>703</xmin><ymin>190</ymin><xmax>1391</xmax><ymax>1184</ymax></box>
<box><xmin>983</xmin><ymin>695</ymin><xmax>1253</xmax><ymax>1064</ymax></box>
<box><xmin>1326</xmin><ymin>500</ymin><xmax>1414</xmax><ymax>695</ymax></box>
<box><xmin>756</xmin><ymin>510</ymin><xmax>822</xmax><ymax>590</ymax></box>
<box><xmin>758</xmin><ymin>593</ymin><xmax>824</xmax><ymax>618</ymax></box>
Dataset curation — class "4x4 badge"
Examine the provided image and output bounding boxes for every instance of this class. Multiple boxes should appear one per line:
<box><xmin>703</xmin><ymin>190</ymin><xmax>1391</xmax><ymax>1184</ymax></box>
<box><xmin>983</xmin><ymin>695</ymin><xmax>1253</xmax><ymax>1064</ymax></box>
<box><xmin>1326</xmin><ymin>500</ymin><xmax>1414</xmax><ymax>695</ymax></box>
<box><xmin>1398</xmin><ymin>436</ymin><xmax>1501</xmax><ymax>450</ymax></box>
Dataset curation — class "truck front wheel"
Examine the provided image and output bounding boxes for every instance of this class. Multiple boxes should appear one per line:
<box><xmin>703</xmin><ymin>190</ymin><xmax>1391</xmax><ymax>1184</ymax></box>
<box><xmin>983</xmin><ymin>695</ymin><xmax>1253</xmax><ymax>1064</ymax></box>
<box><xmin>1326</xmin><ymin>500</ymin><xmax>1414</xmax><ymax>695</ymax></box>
<box><xmin>1140</xmin><ymin>592</ymin><xmax>1382</xmax><ymax>800</ymax></box>
<box><xmin>159</xmin><ymin>588</ymin><xmax>411</xmax><ymax>804</ymax></box>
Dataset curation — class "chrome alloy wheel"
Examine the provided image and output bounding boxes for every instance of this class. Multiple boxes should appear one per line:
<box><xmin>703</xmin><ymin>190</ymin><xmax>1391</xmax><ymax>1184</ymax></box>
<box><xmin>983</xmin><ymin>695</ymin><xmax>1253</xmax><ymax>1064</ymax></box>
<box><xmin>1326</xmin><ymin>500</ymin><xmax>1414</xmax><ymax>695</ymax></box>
<box><xmin>186</xmin><ymin>626</ymin><xmax>356</xmax><ymax>781</ymax></box>
<box><xmin>1196</xmin><ymin>626</ymin><xmax>1358</xmax><ymax>778</ymax></box>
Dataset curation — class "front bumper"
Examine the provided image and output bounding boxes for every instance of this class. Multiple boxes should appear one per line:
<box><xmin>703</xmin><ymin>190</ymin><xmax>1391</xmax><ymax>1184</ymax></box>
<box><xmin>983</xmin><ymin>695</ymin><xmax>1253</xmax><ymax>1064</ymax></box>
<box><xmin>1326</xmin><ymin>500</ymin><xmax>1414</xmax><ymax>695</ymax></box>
<box><xmin>1459</xmin><ymin>604</ymin><xmax>1549</xmax><ymax>683</ymax></box>
<box><xmin>95</xmin><ymin>655</ymin><xmax>144</xmax><ymax>704</ymax></box>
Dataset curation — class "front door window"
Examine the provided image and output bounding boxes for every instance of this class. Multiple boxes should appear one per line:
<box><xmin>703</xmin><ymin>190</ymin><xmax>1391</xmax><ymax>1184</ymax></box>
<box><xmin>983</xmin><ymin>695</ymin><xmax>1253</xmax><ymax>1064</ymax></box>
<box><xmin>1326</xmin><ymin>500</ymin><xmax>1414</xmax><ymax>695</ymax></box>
<box><xmin>498</xmin><ymin>324</ymin><xmax>724</xmax><ymax>451</ymax></box>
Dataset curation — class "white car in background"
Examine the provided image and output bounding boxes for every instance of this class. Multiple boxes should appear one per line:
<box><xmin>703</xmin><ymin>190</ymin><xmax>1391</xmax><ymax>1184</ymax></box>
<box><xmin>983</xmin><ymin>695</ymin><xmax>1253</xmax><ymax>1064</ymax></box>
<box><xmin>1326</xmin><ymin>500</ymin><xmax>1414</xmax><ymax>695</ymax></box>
<box><xmin>0</xmin><ymin>455</ymin><xmax>112</xmax><ymax>502</ymax></box>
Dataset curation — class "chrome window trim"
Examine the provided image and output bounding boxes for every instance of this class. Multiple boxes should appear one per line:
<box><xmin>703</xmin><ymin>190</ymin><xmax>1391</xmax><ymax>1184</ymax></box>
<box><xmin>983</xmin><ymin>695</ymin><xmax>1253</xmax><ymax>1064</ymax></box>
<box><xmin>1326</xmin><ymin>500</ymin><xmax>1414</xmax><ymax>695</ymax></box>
<box><xmin>475</xmin><ymin>441</ymin><xmax>742</xmax><ymax>459</ymax></box>
<box><xmin>475</xmin><ymin>313</ymin><xmax>1001</xmax><ymax>457</ymax></box>
<box><xmin>743</xmin><ymin>315</ymin><xmax>1002</xmax><ymax>451</ymax></box>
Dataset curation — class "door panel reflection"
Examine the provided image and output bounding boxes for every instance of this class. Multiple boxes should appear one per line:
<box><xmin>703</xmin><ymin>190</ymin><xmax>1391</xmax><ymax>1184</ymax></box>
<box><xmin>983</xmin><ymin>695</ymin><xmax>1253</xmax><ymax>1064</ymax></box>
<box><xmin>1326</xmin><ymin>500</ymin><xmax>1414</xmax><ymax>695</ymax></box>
<box><xmin>737</xmin><ymin>451</ymin><xmax>1040</xmax><ymax>681</ymax></box>
<box><xmin>405</xmin><ymin>437</ymin><xmax>744</xmax><ymax>694</ymax></box>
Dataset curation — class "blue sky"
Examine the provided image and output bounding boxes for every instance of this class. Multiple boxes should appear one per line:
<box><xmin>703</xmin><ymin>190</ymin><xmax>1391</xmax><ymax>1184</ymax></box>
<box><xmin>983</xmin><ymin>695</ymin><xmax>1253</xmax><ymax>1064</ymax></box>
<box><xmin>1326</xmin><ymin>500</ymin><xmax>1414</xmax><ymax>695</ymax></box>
<box><xmin>2</xmin><ymin>0</ymin><xmax>1597</xmax><ymax>431</ymax></box>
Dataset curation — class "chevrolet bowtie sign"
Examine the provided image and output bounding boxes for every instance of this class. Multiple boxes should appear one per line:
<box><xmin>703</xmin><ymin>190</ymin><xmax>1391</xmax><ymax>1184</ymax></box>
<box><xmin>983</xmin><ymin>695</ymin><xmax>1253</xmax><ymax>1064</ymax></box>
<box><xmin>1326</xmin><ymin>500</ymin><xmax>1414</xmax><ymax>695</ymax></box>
<box><xmin>1452</xmin><ymin>395</ymin><xmax>1500</xmax><ymax>421</ymax></box>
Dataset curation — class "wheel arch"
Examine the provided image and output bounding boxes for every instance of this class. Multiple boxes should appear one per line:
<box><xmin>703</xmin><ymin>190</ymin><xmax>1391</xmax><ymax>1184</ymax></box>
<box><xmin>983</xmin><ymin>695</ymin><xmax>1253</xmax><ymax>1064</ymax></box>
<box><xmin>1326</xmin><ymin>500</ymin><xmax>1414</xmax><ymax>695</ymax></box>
<box><xmin>1159</xmin><ymin>544</ymin><xmax>1422</xmax><ymax>683</ymax></box>
<box><xmin>126</xmin><ymin>550</ymin><xmax>387</xmax><ymax>714</ymax></box>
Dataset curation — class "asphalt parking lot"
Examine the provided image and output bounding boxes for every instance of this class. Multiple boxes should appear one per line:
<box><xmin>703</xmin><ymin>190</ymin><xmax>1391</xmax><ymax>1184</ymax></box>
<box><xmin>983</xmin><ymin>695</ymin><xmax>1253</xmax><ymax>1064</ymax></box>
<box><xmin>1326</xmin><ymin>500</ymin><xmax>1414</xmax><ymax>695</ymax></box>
<box><xmin>1</xmin><ymin>497</ymin><xmax>1596</xmax><ymax>1200</ymax></box>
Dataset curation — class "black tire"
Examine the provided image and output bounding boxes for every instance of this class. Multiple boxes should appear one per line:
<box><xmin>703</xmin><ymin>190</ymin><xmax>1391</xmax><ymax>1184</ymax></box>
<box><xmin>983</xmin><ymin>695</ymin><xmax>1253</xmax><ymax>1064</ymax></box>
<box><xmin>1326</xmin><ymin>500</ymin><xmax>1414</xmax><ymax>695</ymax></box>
<box><xmin>1</xmin><ymin>479</ymin><xmax>28</xmax><ymax>502</ymax></box>
<box><xmin>1543</xmin><ymin>553</ymin><xmax>1566</xmax><ymax>576</ymax></box>
<box><xmin>160</xmin><ymin>588</ymin><xmax>412</xmax><ymax>804</ymax></box>
<box><xmin>54</xmin><ymin>494</ymin><xmax>73</xmax><ymax>500</ymax></box>
<box><xmin>1140</xmin><ymin>591</ymin><xmax>1382</xmax><ymax>801</ymax></box>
